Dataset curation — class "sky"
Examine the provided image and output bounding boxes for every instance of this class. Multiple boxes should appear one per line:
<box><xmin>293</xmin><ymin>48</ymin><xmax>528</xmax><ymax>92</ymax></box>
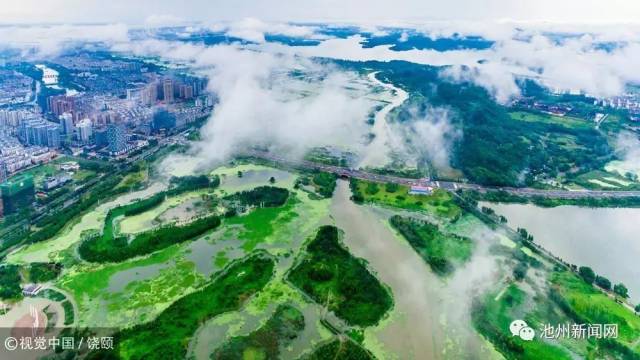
<box><xmin>1</xmin><ymin>0</ymin><xmax>640</xmax><ymax>25</ymax></box>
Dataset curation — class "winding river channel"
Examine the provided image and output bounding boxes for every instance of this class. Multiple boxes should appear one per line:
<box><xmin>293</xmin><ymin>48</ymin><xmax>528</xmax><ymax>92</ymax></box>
<box><xmin>331</xmin><ymin>181</ymin><xmax>500</xmax><ymax>359</ymax></box>
<box><xmin>359</xmin><ymin>72</ymin><xmax>409</xmax><ymax>167</ymax></box>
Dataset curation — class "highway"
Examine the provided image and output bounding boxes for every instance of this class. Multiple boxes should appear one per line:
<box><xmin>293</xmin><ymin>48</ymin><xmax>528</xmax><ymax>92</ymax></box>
<box><xmin>247</xmin><ymin>150</ymin><xmax>640</xmax><ymax>199</ymax></box>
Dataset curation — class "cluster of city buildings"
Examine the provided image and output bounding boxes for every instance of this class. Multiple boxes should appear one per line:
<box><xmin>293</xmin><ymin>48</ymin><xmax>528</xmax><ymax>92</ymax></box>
<box><xmin>0</xmin><ymin>69</ymin><xmax>33</xmax><ymax>106</ymax></box>
<box><xmin>0</xmin><ymin>53</ymin><xmax>216</xmax><ymax>218</ymax></box>
<box><xmin>511</xmin><ymin>98</ymin><xmax>573</xmax><ymax>117</ymax></box>
<box><xmin>595</xmin><ymin>93</ymin><xmax>640</xmax><ymax>121</ymax></box>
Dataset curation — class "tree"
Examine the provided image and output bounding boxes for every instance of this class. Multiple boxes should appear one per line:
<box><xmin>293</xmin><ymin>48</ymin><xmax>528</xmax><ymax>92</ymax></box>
<box><xmin>385</xmin><ymin>182</ymin><xmax>399</xmax><ymax>193</ymax></box>
<box><xmin>635</xmin><ymin>304</ymin><xmax>640</xmax><ymax>314</ymax></box>
<box><xmin>513</xmin><ymin>263</ymin><xmax>528</xmax><ymax>281</ymax></box>
<box><xmin>595</xmin><ymin>275</ymin><xmax>611</xmax><ymax>291</ymax></box>
<box><xmin>578</xmin><ymin>266</ymin><xmax>596</xmax><ymax>285</ymax></box>
<box><xmin>269</xmin><ymin>176</ymin><xmax>276</xmax><ymax>184</ymax></box>
<box><xmin>614</xmin><ymin>283</ymin><xmax>629</xmax><ymax>299</ymax></box>
<box><xmin>237</xmin><ymin>171</ymin><xmax>243</xmax><ymax>178</ymax></box>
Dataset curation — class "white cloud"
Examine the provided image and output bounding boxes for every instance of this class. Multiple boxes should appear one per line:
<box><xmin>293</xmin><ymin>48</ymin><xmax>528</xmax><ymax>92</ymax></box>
<box><xmin>258</xmin><ymin>23</ymin><xmax>640</xmax><ymax>103</ymax></box>
<box><xmin>144</xmin><ymin>14</ymin><xmax>187</xmax><ymax>27</ymax></box>
<box><xmin>0</xmin><ymin>23</ymin><xmax>130</xmax><ymax>58</ymax></box>
<box><xmin>610</xmin><ymin>132</ymin><xmax>640</xmax><ymax>178</ymax></box>
<box><xmin>116</xmin><ymin>39</ymin><xmax>374</xmax><ymax>166</ymax></box>
<box><xmin>208</xmin><ymin>17</ymin><xmax>323</xmax><ymax>43</ymax></box>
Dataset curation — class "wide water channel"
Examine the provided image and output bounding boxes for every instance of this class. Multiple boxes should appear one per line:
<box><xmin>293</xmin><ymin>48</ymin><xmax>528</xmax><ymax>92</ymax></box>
<box><xmin>483</xmin><ymin>202</ymin><xmax>640</xmax><ymax>302</ymax></box>
<box><xmin>331</xmin><ymin>181</ymin><xmax>499</xmax><ymax>359</ymax></box>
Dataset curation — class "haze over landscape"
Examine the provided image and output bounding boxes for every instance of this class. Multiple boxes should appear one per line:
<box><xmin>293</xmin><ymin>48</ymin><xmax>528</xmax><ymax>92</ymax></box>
<box><xmin>0</xmin><ymin>1</ymin><xmax>639</xmax><ymax>359</ymax></box>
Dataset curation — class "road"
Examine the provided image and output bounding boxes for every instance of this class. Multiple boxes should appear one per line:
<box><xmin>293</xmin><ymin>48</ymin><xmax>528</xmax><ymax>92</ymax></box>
<box><xmin>247</xmin><ymin>150</ymin><xmax>640</xmax><ymax>199</ymax></box>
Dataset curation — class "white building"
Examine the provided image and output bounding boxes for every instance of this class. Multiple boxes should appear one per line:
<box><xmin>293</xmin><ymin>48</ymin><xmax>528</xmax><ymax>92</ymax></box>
<box><xmin>76</xmin><ymin>118</ymin><xmax>93</xmax><ymax>144</ymax></box>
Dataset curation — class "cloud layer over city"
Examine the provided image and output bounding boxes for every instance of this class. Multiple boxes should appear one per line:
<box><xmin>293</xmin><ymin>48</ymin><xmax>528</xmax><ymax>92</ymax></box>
<box><xmin>2</xmin><ymin>17</ymin><xmax>640</xmax><ymax>168</ymax></box>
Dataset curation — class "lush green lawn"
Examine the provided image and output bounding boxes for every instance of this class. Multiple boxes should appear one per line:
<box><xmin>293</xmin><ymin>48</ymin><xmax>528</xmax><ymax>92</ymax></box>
<box><xmin>551</xmin><ymin>270</ymin><xmax>640</xmax><ymax>348</ymax></box>
<box><xmin>211</xmin><ymin>304</ymin><xmax>305</xmax><ymax>359</ymax></box>
<box><xmin>389</xmin><ymin>215</ymin><xmax>473</xmax><ymax>276</ymax></box>
<box><xmin>110</xmin><ymin>253</ymin><xmax>275</xmax><ymax>360</ymax></box>
<box><xmin>287</xmin><ymin>225</ymin><xmax>392</xmax><ymax>327</ymax></box>
<box><xmin>350</xmin><ymin>179</ymin><xmax>462</xmax><ymax>220</ymax></box>
<box><xmin>225</xmin><ymin>194</ymin><xmax>299</xmax><ymax>252</ymax></box>
<box><xmin>509</xmin><ymin>111</ymin><xmax>592</xmax><ymax>130</ymax></box>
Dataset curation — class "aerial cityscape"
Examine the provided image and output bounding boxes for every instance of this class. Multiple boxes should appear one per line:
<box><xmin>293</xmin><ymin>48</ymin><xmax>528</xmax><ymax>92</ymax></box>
<box><xmin>0</xmin><ymin>1</ymin><xmax>639</xmax><ymax>359</ymax></box>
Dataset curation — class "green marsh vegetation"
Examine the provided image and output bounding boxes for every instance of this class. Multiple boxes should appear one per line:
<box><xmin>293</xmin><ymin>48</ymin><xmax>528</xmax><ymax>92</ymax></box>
<box><xmin>296</xmin><ymin>171</ymin><xmax>338</xmax><ymax>198</ymax></box>
<box><xmin>211</xmin><ymin>304</ymin><xmax>305</xmax><ymax>359</ymax></box>
<box><xmin>474</xmin><ymin>237</ymin><xmax>640</xmax><ymax>359</ymax></box>
<box><xmin>302</xmin><ymin>338</ymin><xmax>374</xmax><ymax>360</ymax></box>
<box><xmin>311</xmin><ymin>172</ymin><xmax>337</xmax><ymax>198</ymax></box>
<box><xmin>389</xmin><ymin>215</ymin><xmax>473</xmax><ymax>276</ymax></box>
<box><xmin>550</xmin><ymin>270</ymin><xmax>640</xmax><ymax>357</ymax></box>
<box><xmin>287</xmin><ymin>225</ymin><xmax>392</xmax><ymax>327</ymax></box>
<box><xmin>95</xmin><ymin>253</ymin><xmax>275</xmax><ymax>360</ymax></box>
<box><xmin>224</xmin><ymin>186</ymin><xmax>289</xmax><ymax>207</ymax></box>
<box><xmin>28</xmin><ymin>262</ymin><xmax>62</xmax><ymax>282</ymax></box>
<box><xmin>224</xmin><ymin>191</ymin><xmax>299</xmax><ymax>252</ymax></box>
<box><xmin>0</xmin><ymin>264</ymin><xmax>23</xmax><ymax>300</ymax></box>
<box><xmin>79</xmin><ymin>175</ymin><xmax>221</xmax><ymax>263</ymax></box>
<box><xmin>471</xmin><ymin>284</ymin><xmax>573</xmax><ymax>360</ymax></box>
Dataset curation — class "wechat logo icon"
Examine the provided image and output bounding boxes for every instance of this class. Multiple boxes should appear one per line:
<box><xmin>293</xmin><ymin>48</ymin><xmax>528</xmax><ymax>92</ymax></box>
<box><xmin>510</xmin><ymin>319</ymin><xmax>535</xmax><ymax>341</ymax></box>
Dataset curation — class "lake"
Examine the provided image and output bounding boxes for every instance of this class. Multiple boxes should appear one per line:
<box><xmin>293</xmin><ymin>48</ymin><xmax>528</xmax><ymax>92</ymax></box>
<box><xmin>482</xmin><ymin>202</ymin><xmax>640</xmax><ymax>302</ymax></box>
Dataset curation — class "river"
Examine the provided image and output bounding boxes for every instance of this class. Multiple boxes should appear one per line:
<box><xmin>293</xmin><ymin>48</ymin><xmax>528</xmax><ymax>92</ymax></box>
<box><xmin>359</xmin><ymin>72</ymin><xmax>409</xmax><ymax>167</ymax></box>
<box><xmin>331</xmin><ymin>180</ymin><xmax>500</xmax><ymax>359</ymax></box>
<box><xmin>482</xmin><ymin>202</ymin><xmax>640</xmax><ymax>303</ymax></box>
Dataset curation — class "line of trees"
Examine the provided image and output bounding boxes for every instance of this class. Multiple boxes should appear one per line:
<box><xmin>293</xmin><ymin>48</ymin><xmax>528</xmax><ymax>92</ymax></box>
<box><xmin>224</xmin><ymin>186</ymin><xmax>289</xmax><ymax>207</ymax></box>
<box><xmin>79</xmin><ymin>215</ymin><xmax>221</xmax><ymax>263</ymax></box>
<box><xmin>578</xmin><ymin>266</ymin><xmax>629</xmax><ymax>299</ymax></box>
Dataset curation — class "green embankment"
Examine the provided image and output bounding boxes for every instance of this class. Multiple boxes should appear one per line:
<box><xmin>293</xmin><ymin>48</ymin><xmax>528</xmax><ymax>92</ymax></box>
<box><xmin>211</xmin><ymin>304</ymin><xmax>305</xmax><ymax>359</ymax></box>
<box><xmin>389</xmin><ymin>215</ymin><xmax>473</xmax><ymax>276</ymax></box>
<box><xmin>287</xmin><ymin>225</ymin><xmax>392</xmax><ymax>327</ymax></box>
<box><xmin>100</xmin><ymin>253</ymin><xmax>275</xmax><ymax>360</ymax></box>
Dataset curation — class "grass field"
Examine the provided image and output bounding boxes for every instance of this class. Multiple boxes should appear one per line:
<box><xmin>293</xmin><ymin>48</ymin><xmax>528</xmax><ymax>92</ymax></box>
<box><xmin>509</xmin><ymin>111</ymin><xmax>592</xmax><ymax>129</ymax></box>
<box><xmin>57</xmin><ymin>243</ymin><xmax>205</xmax><ymax>327</ymax></box>
<box><xmin>472</xmin><ymin>283</ymin><xmax>573</xmax><ymax>360</ymax></box>
<box><xmin>573</xmin><ymin>170</ymin><xmax>640</xmax><ymax>190</ymax></box>
<box><xmin>351</xmin><ymin>179</ymin><xmax>462</xmax><ymax>220</ymax></box>
<box><xmin>551</xmin><ymin>270</ymin><xmax>640</xmax><ymax>351</ymax></box>
<box><xmin>224</xmin><ymin>194</ymin><xmax>300</xmax><ymax>252</ymax></box>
